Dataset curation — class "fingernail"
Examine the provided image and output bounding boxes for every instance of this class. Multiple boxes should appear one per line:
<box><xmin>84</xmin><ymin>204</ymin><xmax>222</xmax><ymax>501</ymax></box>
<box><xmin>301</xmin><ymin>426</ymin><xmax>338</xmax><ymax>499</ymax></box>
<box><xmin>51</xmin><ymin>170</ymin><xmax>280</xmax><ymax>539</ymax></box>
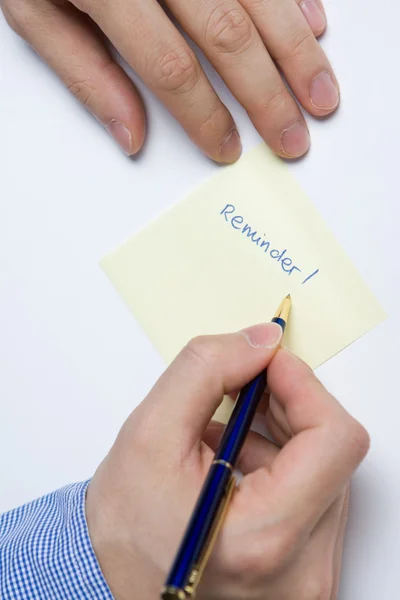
<box><xmin>106</xmin><ymin>120</ymin><xmax>133</xmax><ymax>155</ymax></box>
<box><xmin>241</xmin><ymin>323</ymin><xmax>283</xmax><ymax>349</ymax></box>
<box><xmin>310</xmin><ymin>72</ymin><xmax>340</xmax><ymax>111</ymax></box>
<box><xmin>300</xmin><ymin>0</ymin><xmax>326</xmax><ymax>34</ymax></box>
<box><xmin>280</xmin><ymin>121</ymin><xmax>310</xmax><ymax>158</ymax></box>
<box><xmin>219</xmin><ymin>129</ymin><xmax>242</xmax><ymax>163</ymax></box>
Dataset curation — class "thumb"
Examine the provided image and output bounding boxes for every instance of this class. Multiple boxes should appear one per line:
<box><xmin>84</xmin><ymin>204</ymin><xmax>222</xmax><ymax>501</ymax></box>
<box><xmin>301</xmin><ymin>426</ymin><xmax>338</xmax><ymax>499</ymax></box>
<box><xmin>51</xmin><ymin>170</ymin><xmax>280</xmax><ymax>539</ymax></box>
<box><xmin>141</xmin><ymin>322</ymin><xmax>283</xmax><ymax>453</ymax></box>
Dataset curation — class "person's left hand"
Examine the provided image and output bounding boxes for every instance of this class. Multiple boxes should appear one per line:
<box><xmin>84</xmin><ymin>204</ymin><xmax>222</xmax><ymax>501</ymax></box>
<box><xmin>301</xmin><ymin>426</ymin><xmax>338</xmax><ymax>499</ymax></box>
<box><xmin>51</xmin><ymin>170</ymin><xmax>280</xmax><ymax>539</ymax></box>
<box><xmin>1</xmin><ymin>0</ymin><xmax>338</xmax><ymax>161</ymax></box>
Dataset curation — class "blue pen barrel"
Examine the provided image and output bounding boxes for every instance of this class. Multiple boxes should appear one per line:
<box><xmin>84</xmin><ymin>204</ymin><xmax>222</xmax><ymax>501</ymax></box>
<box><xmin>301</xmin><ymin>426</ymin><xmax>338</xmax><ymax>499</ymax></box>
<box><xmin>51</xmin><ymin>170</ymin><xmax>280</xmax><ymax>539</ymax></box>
<box><xmin>217</xmin><ymin>371</ymin><xmax>267</xmax><ymax>465</ymax></box>
<box><xmin>163</xmin><ymin>372</ymin><xmax>269</xmax><ymax>597</ymax></box>
<box><xmin>164</xmin><ymin>462</ymin><xmax>232</xmax><ymax>594</ymax></box>
<box><xmin>162</xmin><ymin>301</ymin><xmax>289</xmax><ymax>599</ymax></box>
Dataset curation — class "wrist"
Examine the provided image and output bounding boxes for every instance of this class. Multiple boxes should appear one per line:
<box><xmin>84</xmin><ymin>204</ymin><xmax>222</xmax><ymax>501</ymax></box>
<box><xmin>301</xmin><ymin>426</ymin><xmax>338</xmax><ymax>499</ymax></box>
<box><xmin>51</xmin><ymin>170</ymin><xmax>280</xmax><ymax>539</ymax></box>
<box><xmin>86</xmin><ymin>478</ymin><xmax>164</xmax><ymax>600</ymax></box>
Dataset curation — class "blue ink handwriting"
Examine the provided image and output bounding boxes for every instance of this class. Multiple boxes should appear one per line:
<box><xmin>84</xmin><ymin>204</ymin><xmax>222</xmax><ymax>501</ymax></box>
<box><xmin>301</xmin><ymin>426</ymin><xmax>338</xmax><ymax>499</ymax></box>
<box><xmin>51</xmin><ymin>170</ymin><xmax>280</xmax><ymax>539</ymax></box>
<box><xmin>220</xmin><ymin>204</ymin><xmax>319</xmax><ymax>284</ymax></box>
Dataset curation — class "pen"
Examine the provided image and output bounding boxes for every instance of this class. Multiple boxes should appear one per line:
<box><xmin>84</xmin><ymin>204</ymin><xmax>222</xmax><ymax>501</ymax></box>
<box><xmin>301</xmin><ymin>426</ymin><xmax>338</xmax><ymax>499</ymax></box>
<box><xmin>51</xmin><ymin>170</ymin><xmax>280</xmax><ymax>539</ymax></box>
<box><xmin>161</xmin><ymin>295</ymin><xmax>292</xmax><ymax>600</ymax></box>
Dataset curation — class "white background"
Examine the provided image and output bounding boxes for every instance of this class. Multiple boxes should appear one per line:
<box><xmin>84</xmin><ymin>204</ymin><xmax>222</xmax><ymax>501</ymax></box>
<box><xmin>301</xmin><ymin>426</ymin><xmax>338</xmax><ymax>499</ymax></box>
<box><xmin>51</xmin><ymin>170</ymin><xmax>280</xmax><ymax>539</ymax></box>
<box><xmin>1</xmin><ymin>0</ymin><xmax>399</xmax><ymax>597</ymax></box>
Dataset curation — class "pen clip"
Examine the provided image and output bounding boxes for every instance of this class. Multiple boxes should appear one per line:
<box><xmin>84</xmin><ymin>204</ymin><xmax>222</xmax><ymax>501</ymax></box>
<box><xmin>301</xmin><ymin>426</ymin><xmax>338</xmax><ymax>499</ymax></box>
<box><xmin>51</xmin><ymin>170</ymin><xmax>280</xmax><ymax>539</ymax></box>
<box><xmin>184</xmin><ymin>474</ymin><xmax>236</xmax><ymax>598</ymax></box>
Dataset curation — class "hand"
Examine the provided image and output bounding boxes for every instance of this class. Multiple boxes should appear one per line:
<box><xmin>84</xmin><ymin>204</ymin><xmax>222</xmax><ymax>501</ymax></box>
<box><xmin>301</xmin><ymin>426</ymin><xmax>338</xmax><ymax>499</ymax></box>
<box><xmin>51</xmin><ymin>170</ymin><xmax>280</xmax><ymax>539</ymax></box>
<box><xmin>1</xmin><ymin>0</ymin><xmax>339</xmax><ymax>162</ymax></box>
<box><xmin>85</xmin><ymin>322</ymin><xmax>369</xmax><ymax>600</ymax></box>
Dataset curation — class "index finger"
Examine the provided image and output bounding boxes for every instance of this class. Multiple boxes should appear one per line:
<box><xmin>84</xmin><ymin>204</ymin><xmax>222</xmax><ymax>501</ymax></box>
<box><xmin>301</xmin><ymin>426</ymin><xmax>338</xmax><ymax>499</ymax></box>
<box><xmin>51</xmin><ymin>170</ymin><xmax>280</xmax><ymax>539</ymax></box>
<box><xmin>138</xmin><ymin>322</ymin><xmax>283</xmax><ymax>455</ymax></box>
<box><xmin>247</xmin><ymin>348</ymin><xmax>370</xmax><ymax>533</ymax></box>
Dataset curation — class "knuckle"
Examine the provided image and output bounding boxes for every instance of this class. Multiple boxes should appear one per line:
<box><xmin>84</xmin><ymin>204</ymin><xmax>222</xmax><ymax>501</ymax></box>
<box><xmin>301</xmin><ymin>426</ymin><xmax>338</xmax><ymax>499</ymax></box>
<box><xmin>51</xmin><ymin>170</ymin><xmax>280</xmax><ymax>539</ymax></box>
<box><xmin>265</xmin><ymin>522</ymin><xmax>304</xmax><ymax>572</ymax></box>
<box><xmin>244</xmin><ymin>0</ymin><xmax>274</xmax><ymax>17</ymax></box>
<box><xmin>298</xmin><ymin>576</ymin><xmax>333</xmax><ymax>600</ymax></box>
<box><xmin>198</xmin><ymin>104</ymin><xmax>226</xmax><ymax>140</ymax></box>
<box><xmin>184</xmin><ymin>336</ymin><xmax>224</xmax><ymax>370</ymax></box>
<box><xmin>67</xmin><ymin>78</ymin><xmax>95</xmax><ymax>108</ymax></box>
<box><xmin>153</xmin><ymin>46</ymin><xmax>200</xmax><ymax>95</ymax></box>
<box><xmin>235</xmin><ymin>539</ymin><xmax>271</xmax><ymax>578</ymax></box>
<box><xmin>1</xmin><ymin>0</ymin><xmax>29</xmax><ymax>36</ymax></box>
<box><xmin>328</xmin><ymin>416</ymin><xmax>370</xmax><ymax>466</ymax></box>
<box><xmin>345</xmin><ymin>420</ymin><xmax>370</xmax><ymax>461</ymax></box>
<box><xmin>206</xmin><ymin>6</ymin><xmax>254</xmax><ymax>56</ymax></box>
<box><xmin>122</xmin><ymin>416</ymin><xmax>150</xmax><ymax>454</ymax></box>
<box><xmin>120</xmin><ymin>404</ymin><xmax>161</xmax><ymax>456</ymax></box>
<box><xmin>236</xmin><ymin>523</ymin><xmax>303</xmax><ymax>578</ymax></box>
<box><xmin>278</xmin><ymin>29</ymin><xmax>315</xmax><ymax>61</ymax></box>
<box><xmin>251</xmin><ymin>84</ymin><xmax>287</xmax><ymax>116</ymax></box>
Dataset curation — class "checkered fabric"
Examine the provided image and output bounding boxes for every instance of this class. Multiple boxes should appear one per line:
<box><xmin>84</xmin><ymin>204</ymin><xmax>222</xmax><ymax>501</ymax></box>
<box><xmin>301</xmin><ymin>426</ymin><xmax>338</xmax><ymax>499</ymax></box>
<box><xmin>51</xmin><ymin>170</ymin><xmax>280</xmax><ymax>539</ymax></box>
<box><xmin>0</xmin><ymin>481</ymin><xmax>114</xmax><ymax>599</ymax></box>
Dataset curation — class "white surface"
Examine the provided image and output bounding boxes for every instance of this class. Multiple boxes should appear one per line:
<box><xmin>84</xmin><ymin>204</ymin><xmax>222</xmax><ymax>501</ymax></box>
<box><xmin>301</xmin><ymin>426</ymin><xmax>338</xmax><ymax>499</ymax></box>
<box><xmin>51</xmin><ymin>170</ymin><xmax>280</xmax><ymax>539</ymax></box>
<box><xmin>0</xmin><ymin>1</ymin><xmax>399</xmax><ymax>597</ymax></box>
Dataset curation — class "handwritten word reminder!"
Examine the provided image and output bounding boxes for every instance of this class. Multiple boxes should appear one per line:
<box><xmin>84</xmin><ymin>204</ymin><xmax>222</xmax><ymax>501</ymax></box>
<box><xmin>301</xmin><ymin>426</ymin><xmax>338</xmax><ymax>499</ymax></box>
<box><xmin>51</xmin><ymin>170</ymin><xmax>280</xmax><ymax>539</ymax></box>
<box><xmin>220</xmin><ymin>204</ymin><xmax>319</xmax><ymax>284</ymax></box>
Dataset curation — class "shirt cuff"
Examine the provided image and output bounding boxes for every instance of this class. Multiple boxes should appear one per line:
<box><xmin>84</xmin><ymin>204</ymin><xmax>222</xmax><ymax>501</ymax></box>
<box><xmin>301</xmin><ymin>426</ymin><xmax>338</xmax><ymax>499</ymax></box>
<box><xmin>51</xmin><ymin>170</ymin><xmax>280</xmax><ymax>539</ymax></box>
<box><xmin>0</xmin><ymin>480</ymin><xmax>114</xmax><ymax>599</ymax></box>
<box><xmin>68</xmin><ymin>480</ymin><xmax>114</xmax><ymax>599</ymax></box>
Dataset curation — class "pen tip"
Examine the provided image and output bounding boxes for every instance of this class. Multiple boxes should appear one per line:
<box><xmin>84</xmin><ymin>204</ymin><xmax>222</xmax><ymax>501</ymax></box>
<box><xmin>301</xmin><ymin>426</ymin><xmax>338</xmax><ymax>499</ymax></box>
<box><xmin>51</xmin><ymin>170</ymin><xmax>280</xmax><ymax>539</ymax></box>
<box><xmin>273</xmin><ymin>294</ymin><xmax>292</xmax><ymax>322</ymax></box>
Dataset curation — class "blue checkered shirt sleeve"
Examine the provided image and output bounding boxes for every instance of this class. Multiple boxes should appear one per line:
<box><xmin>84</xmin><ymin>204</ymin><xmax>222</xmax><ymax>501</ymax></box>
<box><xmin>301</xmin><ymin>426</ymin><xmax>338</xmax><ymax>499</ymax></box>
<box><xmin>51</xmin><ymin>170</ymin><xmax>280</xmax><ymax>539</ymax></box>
<box><xmin>0</xmin><ymin>481</ymin><xmax>114</xmax><ymax>599</ymax></box>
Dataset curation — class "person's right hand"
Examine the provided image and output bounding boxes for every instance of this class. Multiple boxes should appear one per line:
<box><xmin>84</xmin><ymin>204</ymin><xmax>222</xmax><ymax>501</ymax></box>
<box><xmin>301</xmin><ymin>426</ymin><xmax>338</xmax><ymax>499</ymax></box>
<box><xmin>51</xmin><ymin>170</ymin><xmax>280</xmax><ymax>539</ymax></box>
<box><xmin>86</xmin><ymin>323</ymin><xmax>369</xmax><ymax>600</ymax></box>
<box><xmin>1</xmin><ymin>0</ymin><xmax>339</xmax><ymax>162</ymax></box>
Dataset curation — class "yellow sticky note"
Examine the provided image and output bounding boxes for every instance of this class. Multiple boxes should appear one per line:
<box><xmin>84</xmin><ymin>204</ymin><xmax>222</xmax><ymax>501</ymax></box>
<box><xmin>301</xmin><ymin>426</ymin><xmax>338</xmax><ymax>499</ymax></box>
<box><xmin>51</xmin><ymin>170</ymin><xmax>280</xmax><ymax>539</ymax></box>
<box><xmin>101</xmin><ymin>145</ymin><xmax>385</xmax><ymax>420</ymax></box>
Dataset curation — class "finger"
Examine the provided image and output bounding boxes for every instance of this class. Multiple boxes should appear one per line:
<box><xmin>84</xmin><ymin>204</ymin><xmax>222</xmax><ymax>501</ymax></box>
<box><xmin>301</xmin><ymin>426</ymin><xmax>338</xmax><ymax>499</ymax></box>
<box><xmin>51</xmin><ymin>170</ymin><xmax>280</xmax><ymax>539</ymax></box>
<box><xmin>5</xmin><ymin>0</ymin><xmax>146</xmax><ymax>155</ymax></box>
<box><xmin>255</xmin><ymin>390</ymin><xmax>270</xmax><ymax>415</ymax></box>
<box><xmin>245</xmin><ymin>349</ymin><xmax>369</xmax><ymax>532</ymax></box>
<box><xmin>331</xmin><ymin>485</ymin><xmax>350</xmax><ymax>599</ymax></box>
<box><xmin>269</xmin><ymin>393</ymin><xmax>292</xmax><ymax>438</ymax></box>
<box><xmin>265</xmin><ymin>408</ymin><xmax>290</xmax><ymax>447</ymax></box>
<box><xmin>167</xmin><ymin>0</ymin><xmax>310</xmax><ymax>159</ymax></box>
<box><xmin>309</xmin><ymin>486</ymin><xmax>347</xmax><ymax>551</ymax></box>
<box><xmin>71</xmin><ymin>0</ymin><xmax>241</xmax><ymax>163</ymax></box>
<box><xmin>279</xmin><ymin>487</ymin><xmax>348</xmax><ymax>597</ymax></box>
<box><xmin>296</xmin><ymin>0</ymin><xmax>327</xmax><ymax>37</ymax></box>
<box><xmin>241</xmin><ymin>0</ymin><xmax>339</xmax><ymax>116</ymax></box>
<box><xmin>141</xmin><ymin>322</ymin><xmax>283</xmax><ymax>453</ymax></box>
<box><xmin>204</xmin><ymin>421</ymin><xmax>279</xmax><ymax>473</ymax></box>
<box><xmin>255</xmin><ymin>390</ymin><xmax>290</xmax><ymax>445</ymax></box>
<box><xmin>304</xmin><ymin>487</ymin><xmax>349</xmax><ymax>597</ymax></box>
<box><xmin>202</xmin><ymin>421</ymin><xmax>225</xmax><ymax>451</ymax></box>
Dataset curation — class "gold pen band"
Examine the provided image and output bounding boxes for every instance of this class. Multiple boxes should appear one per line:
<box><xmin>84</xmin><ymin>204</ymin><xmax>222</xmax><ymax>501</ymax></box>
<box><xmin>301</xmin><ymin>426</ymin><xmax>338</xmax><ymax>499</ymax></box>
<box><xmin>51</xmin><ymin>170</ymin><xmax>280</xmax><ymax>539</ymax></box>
<box><xmin>212</xmin><ymin>459</ymin><xmax>233</xmax><ymax>471</ymax></box>
<box><xmin>161</xmin><ymin>473</ymin><xmax>235</xmax><ymax>600</ymax></box>
<box><xmin>161</xmin><ymin>586</ymin><xmax>187</xmax><ymax>600</ymax></box>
